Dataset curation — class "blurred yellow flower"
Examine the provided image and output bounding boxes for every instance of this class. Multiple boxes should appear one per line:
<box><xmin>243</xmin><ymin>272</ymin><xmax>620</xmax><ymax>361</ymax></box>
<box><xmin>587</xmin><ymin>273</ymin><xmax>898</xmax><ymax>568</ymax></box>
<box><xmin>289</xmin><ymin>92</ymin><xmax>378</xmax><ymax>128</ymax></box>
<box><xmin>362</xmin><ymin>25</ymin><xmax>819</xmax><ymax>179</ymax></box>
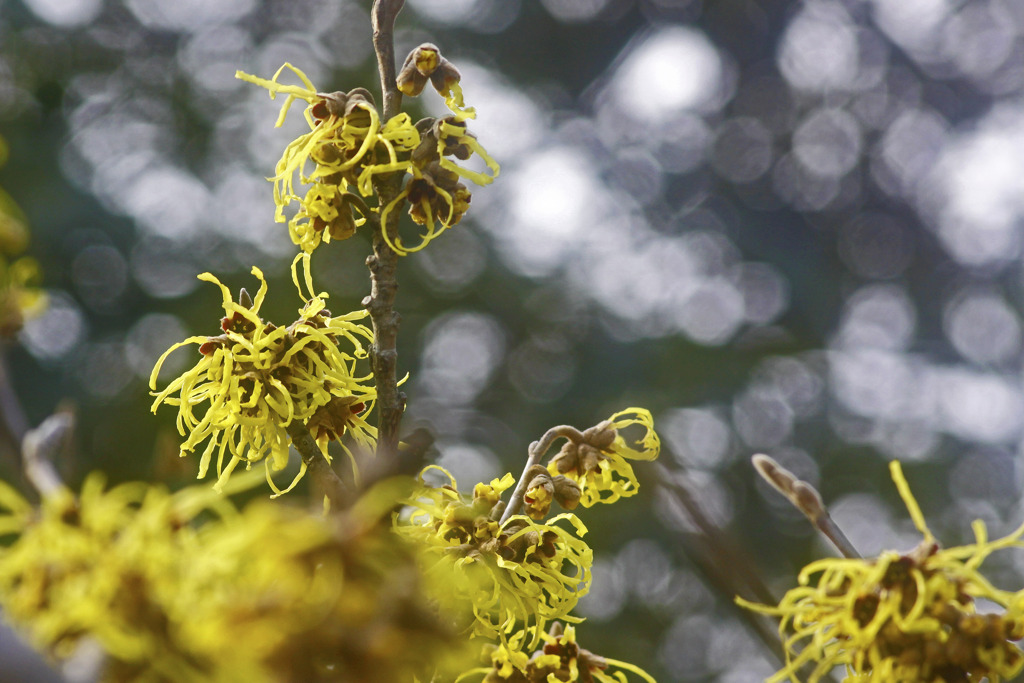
<box><xmin>149</xmin><ymin>262</ymin><xmax>375</xmax><ymax>494</ymax></box>
<box><xmin>739</xmin><ymin>461</ymin><xmax>1024</xmax><ymax>683</ymax></box>
<box><xmin>0</xmin><ymin>136</ymin><xmax>46</xmax><ymax>336</ymax></box>
<box><xmin>548</xmin><ymin>408</ymin><xmax>660</xmax><ymax>507</ymax></box>
<box><xmin>0</xmin><ymin>473</ymin><xmax>469</xmax><ymax>683</ymax></box>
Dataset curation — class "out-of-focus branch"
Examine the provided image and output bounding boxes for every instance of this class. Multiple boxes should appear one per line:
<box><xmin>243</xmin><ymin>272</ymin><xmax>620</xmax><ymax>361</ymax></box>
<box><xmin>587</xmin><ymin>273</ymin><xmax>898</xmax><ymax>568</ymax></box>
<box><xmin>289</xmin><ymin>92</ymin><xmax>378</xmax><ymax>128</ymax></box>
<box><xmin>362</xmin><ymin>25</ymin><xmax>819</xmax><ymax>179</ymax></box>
<box><xmin>648</xmin><ymin>464</ymin><xmax>781</xmax><ymax>652</ymax></box>
<box><xmin>23</xmin><ymin>411</ymin><xmax>73</xmax><ymax>497</ymax></box>
<box><xmin>647</xmin><ymin>461</ymin><xmax>842</xmax><ymax>683</ymax></box>
<box><xmin>365</xmin><ymin>0</ymin><xmax>407</xmax><ymax>460</ymax></box>
<box><xmin>0</xmin><ymin>354</ymin><xmax>28</xmax><ymax>445</ymax></box>
<box><xmin>0</xmin><ymin>353</ymin><xmax>29</xmax><ymax>482</ymax></box>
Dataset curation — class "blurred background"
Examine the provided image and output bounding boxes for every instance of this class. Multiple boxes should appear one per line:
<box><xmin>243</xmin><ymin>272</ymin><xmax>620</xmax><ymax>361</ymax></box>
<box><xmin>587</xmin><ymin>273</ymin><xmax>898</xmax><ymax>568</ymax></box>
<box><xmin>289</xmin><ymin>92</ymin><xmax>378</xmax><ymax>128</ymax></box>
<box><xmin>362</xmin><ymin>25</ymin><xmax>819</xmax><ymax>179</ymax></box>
<box><xmin>2</xmin><ymin>0</ymin><xmax>1024</xmax><ymax>680</ymax></box>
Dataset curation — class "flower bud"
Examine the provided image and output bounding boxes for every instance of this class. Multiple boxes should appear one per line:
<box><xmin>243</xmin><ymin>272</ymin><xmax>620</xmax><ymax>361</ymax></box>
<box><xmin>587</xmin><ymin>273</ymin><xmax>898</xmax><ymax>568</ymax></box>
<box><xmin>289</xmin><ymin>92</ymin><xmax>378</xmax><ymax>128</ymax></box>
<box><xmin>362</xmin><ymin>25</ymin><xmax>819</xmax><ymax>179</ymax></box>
<box><xmin>344</xmin><ymin>88</ymin><xmax>376</xmax><ymax>115</ymax></box>
<box><xmin>582</xmin><ymin>420</ymin><xmax>616</xmax><ymax>450</ymax></box>
<box><xmin>411</xmin><ymin>43</ymin><xmax>442</xmax><ymax>76</ymax></box>
<box><xmin>578</xmin><ymin>444</ymin><xmax>602</xmax><ymax>473</ymax></box>
<box><xmin>310</xmin><ymin>91</ymin><xmax>348</xmax><ymax>120</ymax></box>
<box><xmin>552</xmin><ymin>475</ymin><xmax>581</xmax><ymax>511</ymax></box>
<box><xmin>397</xmin><ymin>44</ymin><xmax>441</xmax><ymax>96</ymax></box>
<box><xmin>429</xmin><ymin>59</ymin><xmax>462</xmax><ymax>97</ymax></box>
<box><xmin>523</xmin><ymin>465</ymin><xmax>554</xmax><ymax>520</ymax></box>
<box><xmin>549</xmin><ymin>441</ymin><xmax>580</xmax><ymax>476</ymax></box>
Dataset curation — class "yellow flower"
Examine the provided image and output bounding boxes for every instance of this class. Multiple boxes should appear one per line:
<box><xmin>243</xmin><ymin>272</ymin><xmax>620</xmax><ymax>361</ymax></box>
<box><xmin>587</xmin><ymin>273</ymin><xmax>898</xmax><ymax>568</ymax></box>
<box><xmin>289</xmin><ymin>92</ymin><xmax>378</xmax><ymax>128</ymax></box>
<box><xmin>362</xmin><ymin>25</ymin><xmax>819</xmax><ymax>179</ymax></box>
<box><xmin>459</xmin><ymin>624</ymin><xmax>657</xmax><ymax>683</ymax></box>
<box><xmin>380</xmin><ymin>116</ymin><xmax>500</xmax><ymax>256</ymax></box>
<box><xmin>396</xmin><ymin>466</ymin><xmax>593</xmax><ymax>648</ymax></box>
<box><xmin>150</xmin><ymin>260</ymin><xmax>375</xmax><ymax>495</ymax></box>
<box><xmin>396</xmin><ymin>42</ymin><xmax>477</xmax><ymax>121</ymax></box>
<box><xmin>0</xmin><ymin>473</ymin><xmax>469</xmax><ymax>683</ymax></box>
<box><xmin>548</xmin><ymin>408</ymin><xmax>660</xmax><ymax>507</ymax></box>
<box><xmin>739</xmin><ymin>461</ymin><xmax>1024</xmax><ymax>683</ymax></box>
<box><xmin>0</xmin><ymin>139</ymin><xmax>46</xmax><ymax>336</ymax></box>
<box><xmin>0</xmin><ymin>254</ymin><xmax>46</xmax><ymax>337</ymax></box>
<box><xmin>237</xmin><ymin>63</ymin><xmax>421</xmax><ymax>253</ymax></box>
<box><xmin>0</xmin><ymin>472</ymin><xmax>248</xmax><ymax>676</ymax></box>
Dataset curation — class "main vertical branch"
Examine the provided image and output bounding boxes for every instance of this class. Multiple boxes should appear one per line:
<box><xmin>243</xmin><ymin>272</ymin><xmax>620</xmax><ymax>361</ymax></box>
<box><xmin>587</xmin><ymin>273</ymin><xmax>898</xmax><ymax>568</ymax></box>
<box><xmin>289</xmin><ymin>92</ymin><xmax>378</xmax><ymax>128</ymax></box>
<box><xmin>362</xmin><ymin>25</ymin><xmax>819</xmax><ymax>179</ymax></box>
<box><xmin>366</xmin><ymin>0</ymin><xmax>407</xmax><ymax>457</ymax></box>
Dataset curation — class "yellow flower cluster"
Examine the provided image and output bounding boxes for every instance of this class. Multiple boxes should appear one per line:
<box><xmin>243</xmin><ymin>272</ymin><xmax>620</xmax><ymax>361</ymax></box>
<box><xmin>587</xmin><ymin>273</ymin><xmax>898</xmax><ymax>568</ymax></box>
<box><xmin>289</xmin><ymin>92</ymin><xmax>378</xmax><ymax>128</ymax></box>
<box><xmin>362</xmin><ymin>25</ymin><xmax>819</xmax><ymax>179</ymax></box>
<box><xmin>380</xmin><ymin>114</ymin><xmax>499</xmax><ymax>255</ymax></box>
<box><xmin>237</xmin><ymin>63</ymin><xmax>421</xmax><ymax>253</ymax></box>
<box><xmin>458</xmin><ymin>623</ymin><xmax>656</xmax><ymax>683</ymax></box>
<box><xmin>548</xmin><ymin>408</ymin><xmax>661</xmax><ymax>507</ymax></box>
<box><xmin>0</xmin><ymin>474</ymin><xmax>468</xmax><ymax>683</ymax></box>
<box><xmin>395</xmin><ymin>466</ymin><xmax>593</xmax><ymax>648</ymax></box>
<box><xmin>238</xmin><ymin>60</ymin><xmax>498</xmax><ymax>256</ymax></box>
<box><xmin>0</xmin><ymin>135</ymin><xmax>45</xmax><ymax>336</ymax></box>
<box><xmin>740</xmin><ymin>462</ymin><xmax>1024</xmax><ymax>683</ymax></box>
<box><xmin>149</xmin><ymin>259</ymin><xmax>375</xmax><ymax>494</ymax></box>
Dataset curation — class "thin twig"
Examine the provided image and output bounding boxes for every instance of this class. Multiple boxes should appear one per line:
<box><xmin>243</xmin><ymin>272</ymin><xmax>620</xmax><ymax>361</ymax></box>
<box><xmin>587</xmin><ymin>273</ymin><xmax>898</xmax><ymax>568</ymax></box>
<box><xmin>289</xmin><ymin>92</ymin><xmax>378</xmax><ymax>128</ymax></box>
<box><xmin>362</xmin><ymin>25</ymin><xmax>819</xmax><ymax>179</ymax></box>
<box><xmin>0</xmin><ymin>351</ymin><xmax>30</xmax><ymax>486</ymax></box>
<box><xmin>649</xmin><ymin>462</ymin><xmax>841</xmax><ymax>683</ymax></box>
<box><xmin>23</xmin><ymin>412</ymin><xmax>73</xmax><ymax>497</ymax></box>
<box><xmin>652</xmin><ymin>465</ymin><xmax>778</xmax><ymax>616</ymax></box>
<box><xmin>499</xmin><ymin>425</ymin><xmax>582</xmax><ymax>525</ymax></box>
<box><xmin>365</xmin><ymin>0</ymin><xmax>407</xmax><ymax>459</ymax></box>
<box><xmin>752</xmin><ymin>454</ymin><xmax>860</xmax><ymax>559</ymax></box>
<box><xmin>0</xmin><ymin>353</ymin><xmax>28</xmax><ymax>443</ymax></box>
<box><xmin>286</xmin><ymin>421</ymin><xmax>348</xmax><ymax>508</ymax></box>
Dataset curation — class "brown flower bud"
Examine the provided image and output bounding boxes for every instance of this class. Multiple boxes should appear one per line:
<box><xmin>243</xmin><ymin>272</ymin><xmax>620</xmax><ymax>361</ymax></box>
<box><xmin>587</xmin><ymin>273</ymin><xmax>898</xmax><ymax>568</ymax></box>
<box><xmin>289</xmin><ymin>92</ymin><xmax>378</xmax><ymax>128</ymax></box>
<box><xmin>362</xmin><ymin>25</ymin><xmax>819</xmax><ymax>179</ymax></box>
<box><xmin>523</xmin><ymin>464</ymin><xmax>554</xmax><ymax>520</ymax></box>
<box><xmin>582</xmin><ymin>420</ymin><xmax>616</xmax><ymax>450</ymax></box>
<box><xmin>579</xmin><ymin>444</ymin><xmax>603</xmax><ymax>473</ymax></box>
<box><xmin>411</xmin><ymin>43</ymin><xmax>442</xmax><ymax>75</ymax></box>
<box><xmin>552</xmin><ymin>475</ymin><xmax>581</xmax><ymax>510</ymax></box>
<box><xmin>429</xmin><ymin>59</ymin><xmax>462</xmax><ymax>96</ymax></box>
<box><xmin>397</xmin><ymin>44</ymin><xmax>442</xmax><ymax>96</ymax></box>
<box><xmin>433</xmin><ymin>117</ymin><xmax>474</xmax><ymax>160</ymax></box>
<box><xmin>310</xmin><ymin>91</ymin><xmax>347</xmax><ymax>120</ymax></box>
<box><xmin>344</xmin><ymin>88</ymin><xmax>376</xmax><ymax>115</ymax></box>
<box><xmin>550</xmin><ymin>441</ymin><xmax>581</xmax><ymax>476</ymax></box>
<box><xmin>397</xmin><ymin>69</ymin><xmax>428</xmax><ymax>97</ymax></box>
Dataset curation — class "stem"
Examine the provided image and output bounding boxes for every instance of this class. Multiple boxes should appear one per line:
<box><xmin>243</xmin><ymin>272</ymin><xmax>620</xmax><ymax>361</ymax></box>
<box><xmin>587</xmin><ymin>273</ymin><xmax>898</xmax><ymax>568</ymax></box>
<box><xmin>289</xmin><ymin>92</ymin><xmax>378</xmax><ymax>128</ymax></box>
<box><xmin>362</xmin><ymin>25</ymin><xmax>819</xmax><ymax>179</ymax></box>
<box><xmin>0</xmin><ymin>353</ymin><xmax>28</xmax><ymax>443</ymax></box>
<box><xmin>499</xmin><ymin>425</ymin><xmax>582</xmax><ymax>525</ymax></box>
<box><xmin>0</xmin><ymin>351</ymin><xmax>30</xmax><ymax>488</ymax></box>
<box><xmin>286</xmin><ymin>422</ymin><xmax>348</xmax><ymax>508</ymax></box>
<box><xmin>366</xmin><ymin>0</ymin><xmax>407</xmax><ymax>459</ymax></box>
<box><xmin>815</xmin><ymin>514</ymin><xmax>860</xmax><ymax>560</ymax></box>
<box><xmin>23</xmin><ymin>412</ymin><xmax>73</xmax><ymax>497</ymax></box>
<box><xmin>372</xmin><ymin>0</ymin><xmax>405</xmax><ymax>121</ymax></box>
